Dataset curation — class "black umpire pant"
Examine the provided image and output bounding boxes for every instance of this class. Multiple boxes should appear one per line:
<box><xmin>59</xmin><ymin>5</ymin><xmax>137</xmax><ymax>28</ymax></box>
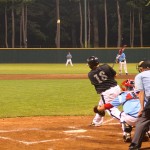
<box><xmin>131</xmin><ymin>99</ymin><xmax>150</xmax><ymax>147</ymax></box>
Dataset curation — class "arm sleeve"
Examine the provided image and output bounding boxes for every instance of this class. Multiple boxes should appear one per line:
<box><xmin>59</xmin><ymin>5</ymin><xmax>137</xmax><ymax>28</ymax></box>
<box><xmin>107</xmin><ymin>64</ymin><xmax>116</xmax><ymax>77</ymax></box>
<box><xmin>135</xmin><ymin>74</ymin><xmax>143</xmax><ymax>91</ymax></box>
<box><xmin>104</xmin><ymin>103</ymin><xmax>114</xmax><ymax>109</ymax></box>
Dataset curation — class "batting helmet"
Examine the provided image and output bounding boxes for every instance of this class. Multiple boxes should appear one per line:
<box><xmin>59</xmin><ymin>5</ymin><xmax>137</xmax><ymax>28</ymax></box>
<box><xmin>121</xmin><ymin>79</ymin><xmax>134</xmax><ymax>91</ymax></box>
<box><xmin>87</xmin><ymin>56</ymin><xmax>99</xmax><ymax>69</ymax></box>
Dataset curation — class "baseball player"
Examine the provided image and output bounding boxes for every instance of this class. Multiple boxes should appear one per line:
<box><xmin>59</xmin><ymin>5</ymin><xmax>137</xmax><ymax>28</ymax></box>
<box><xmin>95</xmin><ymin>79</ymin><xmax>150</xmax><ymax>142</ymax></box>
<box><xmin>87</xmin><ymin>56</ymin><xmax>121</xmax><ymax>126</ymax></box>
<box><xmin>116</xmin><ymin>45</ymin><xmax>127</xmax><ymax>59</ymax></box>
<box><xmin>129</xmin><ymin>60</ymin><xmax>150</xmax><ymax>150</ymax></box>
<box><xmin>66</xmin><ymin>52</ymin><xmax>73</xmax><ymax>66</ymax></box>
<box><xmin>116</xmin><ymin>45</ymin><xmax>128</xmax><ymax>75</ymax></box>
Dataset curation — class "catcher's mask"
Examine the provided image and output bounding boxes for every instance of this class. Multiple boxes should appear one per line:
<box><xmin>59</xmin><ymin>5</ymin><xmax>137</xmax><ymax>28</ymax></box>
<box><xmin>87</xmin><ymin>56</ymin><xmax>99</xmax><ymax>69</ymax></box>
<box><xmin>136</xmin><ymin>60</ymin><xmax>150</xmax><ymax>73</ymax></box>
<box><xmin>121</xmin><ymin>79</ymin><xmax>134</xmax><ymax>91</ymax></box>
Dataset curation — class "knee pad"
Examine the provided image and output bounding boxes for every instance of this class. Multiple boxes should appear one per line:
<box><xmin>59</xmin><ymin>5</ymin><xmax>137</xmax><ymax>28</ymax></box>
<box><xmin>122</xmin><ymin>122</ymin><xmax>132</xmax><ymax>133</ymax></box>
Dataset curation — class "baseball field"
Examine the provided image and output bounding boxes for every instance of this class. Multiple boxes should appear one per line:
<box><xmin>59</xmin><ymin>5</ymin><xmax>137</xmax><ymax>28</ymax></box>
<box><xmin>0</xmin><ymin>63</ymin><xmax>149</xmax><ymax>150</ymax></box>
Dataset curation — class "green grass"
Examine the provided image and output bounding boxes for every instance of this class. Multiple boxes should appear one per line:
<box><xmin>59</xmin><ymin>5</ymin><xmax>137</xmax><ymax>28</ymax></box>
<box><xmin>0</xmin><ymin>79</ymin><xmax>124</xmax><ymax>118</ymax></box>
<box><xmin>0</xmin><ymin>63</ymin><xmax>135</xmax><ymax>118</ymax></box>
<box><xmin>0</xmin><ymin>79</ymin><xmax>98</xmax><ymax>117</ymax></box>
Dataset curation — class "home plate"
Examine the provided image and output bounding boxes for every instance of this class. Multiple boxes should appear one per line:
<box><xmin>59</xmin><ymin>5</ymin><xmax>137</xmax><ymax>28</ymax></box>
<box><xmin>64</xmin><ymin>129</ymin><xmax>87</xmax><ymax>133</ymax></box>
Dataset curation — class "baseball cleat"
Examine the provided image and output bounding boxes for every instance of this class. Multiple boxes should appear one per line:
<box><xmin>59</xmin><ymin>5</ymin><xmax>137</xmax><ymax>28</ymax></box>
<box><xmin>142</xmin><ymin>132</ymin><xmax>149</xmax><ymax>142</ymax></box>
<box><xmin>129</xmin><ymin>143</ymin><xmax>140</xmax><ymax>150</ymax></box>
<box><xmin>123</xmin><ymin>133</ymin><xmax>132</xmax><ymax>142</ymax></box>
<box><xmin>89</xmin><ymin>122</ymin><xmax>103</xmax><ymax>127</ymax></box>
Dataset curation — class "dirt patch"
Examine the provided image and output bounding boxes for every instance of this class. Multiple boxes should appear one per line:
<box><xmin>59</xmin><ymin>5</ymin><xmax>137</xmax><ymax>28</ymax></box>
<box><xmin>0</xmin><ymin>116</ymin><xmax>149</xmax><ymax>150</ymax></box>
<box><xmin>0</xmin><ymin>74</ymin><xmax>135</xmax><ymax>80</ymax></box>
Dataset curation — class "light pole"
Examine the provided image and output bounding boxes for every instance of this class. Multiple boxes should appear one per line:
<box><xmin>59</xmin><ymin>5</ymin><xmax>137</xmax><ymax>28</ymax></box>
<box><xmin>84</xmin><ymin>0</ymin><xmax>87</xmax><ymax>48</ymax></box>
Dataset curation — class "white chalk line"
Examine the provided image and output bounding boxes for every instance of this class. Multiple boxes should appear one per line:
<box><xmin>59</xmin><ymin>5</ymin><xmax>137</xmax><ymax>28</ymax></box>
<box><xmin>0</xmin><ymin>128</ymin><xmax>42</xmax><ymax>133</ymax></box>
<box><xmin>63</xmin><ymin>129</ymin><xmax>87</xmax><ymax>133</ymax></box>
<box><xmin>0</xmin><ymin>136</ymin><xmax>69</xmax><ymax>145</ymax></box>
<box><xmin>102</xmin><ymin>118</ymin><xmax>120</xmax><ymax>125</ymax></box>
<box><xmin>0</xmin><ymin>118</ymin><xmax>119</xmax><ymax>145</ymax></box>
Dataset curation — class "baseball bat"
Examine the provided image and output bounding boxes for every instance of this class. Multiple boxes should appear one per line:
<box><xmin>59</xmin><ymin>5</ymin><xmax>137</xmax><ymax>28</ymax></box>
<box><xmin>112</xmin><ymin>60</ymin><xmax>116</xmax><ymax>68</ymax></box>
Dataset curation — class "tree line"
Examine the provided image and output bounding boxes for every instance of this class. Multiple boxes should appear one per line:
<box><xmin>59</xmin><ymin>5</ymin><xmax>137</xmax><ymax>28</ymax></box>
<box><xmin>0</xmin><ymin>0</ymin><xmax>150</xmax><ymax>48</ymax></box>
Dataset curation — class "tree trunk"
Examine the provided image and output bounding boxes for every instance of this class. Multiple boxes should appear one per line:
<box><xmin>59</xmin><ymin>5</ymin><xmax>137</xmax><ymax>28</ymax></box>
<box><xmin>87</xmin><ymin>0</ymin><xmax>91</xmax><ymax>48</ymax></box>
<box><xmin>104</xmin><ymin>0</ymin><xmax>108</xmax><ymax>47</ymax></box>
<box><xmin>22</xmin><ymin>3</ymin><xmax>25</xmax><ymax>47</ymax></box>
<box><xmin>5</xmin><ymin>6</ymin><xmax>8</xmax><ymax>48</ymax></box>
<box><xmin>55</xmin><ymin>0</ymin><xmax>60</xmax><ymax>48</ymax></box>
<box><xmin>116</xmin><ymin>0</ymin><xmax>122</xmax><ymax>47</ymax></box>
<box><xmin>93</xmin><ymin>0</ymin><xmax>99</xmax><ymax>47</ymax></box>
<box><xmin>84</xmin><ymin>0</ymin><xmax>87</xmax><ymax>48</ymax></box>
<box><xmin>20</xmin><ymin>9</ymin><xmax>23</xmax><ymax>48</ymax></box>
<box><xmin>11</xmin><ymin>0</ymin><xmax>15</xmax><ymax>48</ymax></box>
<box><xmin>79</xmin><ymin>0</ymin><xmax>83</xmax><ymax>48</ymax></box>
<box><xmin>130</xmin><ymin>8</ymin><xmax>134</xmax><ymax>47</ymax></box>
<box><xmin>139</xmin><ymin>8</ymin><xmax>143</xmax><ymax>47</ymax></box>
<box><xmin>24</xmin><ymin>3</ymin><xmax>28</xmax><ymax>48</ymax></box>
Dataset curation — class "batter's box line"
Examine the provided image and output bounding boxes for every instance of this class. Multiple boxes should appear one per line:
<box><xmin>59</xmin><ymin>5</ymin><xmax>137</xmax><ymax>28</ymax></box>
<box><xmin>0</xmin><ymin>128</ymin><xmax>44</xmax><ymax>133</ymax></box>
<box><xmin>0</xmin><ymin>136</ymin><xmax>69</xmax><ymax>145</ymax></box>
<box><xmin>102</xmin><ymin>118</ymin><xmax>120</xmax><ymax>125</ymax></box>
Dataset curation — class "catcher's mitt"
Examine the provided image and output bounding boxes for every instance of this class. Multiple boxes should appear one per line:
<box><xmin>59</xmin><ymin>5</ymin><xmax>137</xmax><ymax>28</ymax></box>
<box><xmin>93</xmin><ymin>105</ymin><xmax>105</xmax><ymax>117</ymax></box>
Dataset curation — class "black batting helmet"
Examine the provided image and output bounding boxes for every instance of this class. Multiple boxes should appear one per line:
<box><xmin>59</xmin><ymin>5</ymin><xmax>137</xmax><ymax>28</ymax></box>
<box><xmin>87</xmin><ymin>56</ymin><xmax>99</xmax><ymax>69</ymax></box>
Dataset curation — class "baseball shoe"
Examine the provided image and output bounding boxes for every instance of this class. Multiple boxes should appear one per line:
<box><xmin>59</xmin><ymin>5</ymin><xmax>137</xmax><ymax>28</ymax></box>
<box><xmin>89</xmin><ymin>122</ymin><xmax>103</xmax><ymax>127</ymax></box>
<box><xmin>129</xmin><ymin>143</ymin><xmax>140</xmax><ymax>150</ymax></box>
<box><xmin>142</xmin><ymin>132</ymin><xmax>149</xmax><ymax>142</ymax></box>
<box><xmin>123</xmin><ymin>133</ymin><xmax>132</xmax><ymax>142</ymax></box>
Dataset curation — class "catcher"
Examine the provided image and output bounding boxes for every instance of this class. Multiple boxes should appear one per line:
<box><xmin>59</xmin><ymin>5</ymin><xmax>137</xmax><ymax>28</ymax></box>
<box><xmin>94</xmin><ymin>79</ymin><xmax>150</xmax><ymax>142</ymax></box>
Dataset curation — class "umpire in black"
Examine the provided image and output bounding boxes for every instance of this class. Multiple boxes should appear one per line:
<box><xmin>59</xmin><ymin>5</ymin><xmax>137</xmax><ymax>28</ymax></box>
<box><xmin>129</xmin><ymin>60</ymin><xmax>150</xmax><ymax>150</ymax></box>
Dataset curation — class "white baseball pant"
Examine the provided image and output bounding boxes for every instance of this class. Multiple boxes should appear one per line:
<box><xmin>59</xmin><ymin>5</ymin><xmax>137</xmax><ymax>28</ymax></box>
<box><xmin>92</xmin><ymin>85</ymin><xmax>121</xmax><ymax>126</ymax></box>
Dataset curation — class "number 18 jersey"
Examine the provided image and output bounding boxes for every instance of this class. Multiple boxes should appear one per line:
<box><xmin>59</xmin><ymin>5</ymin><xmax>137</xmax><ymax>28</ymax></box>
<box><xmin>88</xmin><ymin>64</ymin><xmax>117</xmax><ymax>94</ymax></box>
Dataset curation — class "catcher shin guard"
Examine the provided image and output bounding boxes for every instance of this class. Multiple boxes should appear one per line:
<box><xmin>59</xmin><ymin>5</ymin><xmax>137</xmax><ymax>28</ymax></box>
<box><xmin>122</xmin><ymin>122</ymin><xmax>132</xmax><ymax>133</ymax></box>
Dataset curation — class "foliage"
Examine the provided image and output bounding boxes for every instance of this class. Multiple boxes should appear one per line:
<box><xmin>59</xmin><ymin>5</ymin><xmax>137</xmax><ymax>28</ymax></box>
<box><xmin>0</xmin><ymin>0</ymin><xmax>150</xmax><ymax>48</ymax></box>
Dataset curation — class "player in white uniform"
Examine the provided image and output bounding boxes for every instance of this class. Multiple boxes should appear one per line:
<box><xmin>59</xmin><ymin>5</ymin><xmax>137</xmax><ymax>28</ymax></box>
<box><xmin>116</xmin><ymin>52</ymin><xmax>128</xmax><ymax>75</ymax></box>
<box><xmin>116</xmin><ymin>45</ymin><xmax>128</xmax><ymax>75</ymax></box>
<box><xmin>95</xmin><ymin>79</ymin><xmax>150</xmax><ymax>142</ymax></box>
<box><xmin>66</xmin><ymin>52</ymin><xmax>73</xmax><ymax>66</ymax></box>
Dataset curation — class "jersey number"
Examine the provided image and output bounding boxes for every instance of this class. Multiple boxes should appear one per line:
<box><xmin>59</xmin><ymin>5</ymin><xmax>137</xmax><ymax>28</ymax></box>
<box><xmin>93</xmin><ymin>71</ymin><xmax>107</xmax><ymax>83</ymax></box>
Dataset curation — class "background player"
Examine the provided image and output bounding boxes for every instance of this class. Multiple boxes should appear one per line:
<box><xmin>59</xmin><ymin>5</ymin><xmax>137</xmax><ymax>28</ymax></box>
<box><xmin>95</xmin><ymin>79</ymin><xmax>149</xmax><ymax>142</ymax></box>
<box><xmin>116</xmin><ymin>45</ymin><xmax>128</xmax><ymax>75</ymax></box>
<box><xmin>66</xmin><ymin>52</ymin><xmax>73</xmax><ymax>66</ymax></box>
<box><xmin>87</xmin><ymin>56</ymin><xmax>121</xmax><ymax>126</ymax></box>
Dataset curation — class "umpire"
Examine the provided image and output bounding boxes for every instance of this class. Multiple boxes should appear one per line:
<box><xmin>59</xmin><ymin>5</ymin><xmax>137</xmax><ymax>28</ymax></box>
<box><xmin>129</xmin><ymin>60</ymin><xmax>150</xmax><ymax>150</ymax></box>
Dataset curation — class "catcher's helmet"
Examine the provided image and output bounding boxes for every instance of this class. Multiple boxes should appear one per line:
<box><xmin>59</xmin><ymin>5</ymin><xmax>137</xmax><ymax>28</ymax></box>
<box><xmin>87</xmin><ymin>56</ymin><xmax>99</xmax><ymax>69</ymax></box>
<box><xmin>137</xmin><ymin>60</ymin><xmax>150</xmax><ymax>72</ymax></box>
<box><xmin>121</xmin><ymin>79</ymin><xmax>134</xmax><ymax>91</ymax></box>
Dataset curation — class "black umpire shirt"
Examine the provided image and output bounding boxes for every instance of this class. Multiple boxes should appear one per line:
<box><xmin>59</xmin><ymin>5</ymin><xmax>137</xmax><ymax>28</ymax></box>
<box><xmin>88</xmin><ymin>64</ymin><xmax>117</xmax><ymax>94</ymax></box>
